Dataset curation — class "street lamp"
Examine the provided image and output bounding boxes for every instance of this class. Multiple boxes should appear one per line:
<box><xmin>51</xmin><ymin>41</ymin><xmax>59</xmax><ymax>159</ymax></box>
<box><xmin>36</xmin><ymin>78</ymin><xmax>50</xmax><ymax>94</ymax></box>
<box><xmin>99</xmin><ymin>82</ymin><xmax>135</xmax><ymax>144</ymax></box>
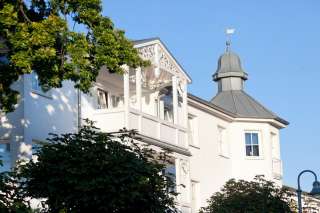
<box><xmin>297</xmin><ymin>170</ymin><xmax>320</xmax><ymax>213</ymax></box>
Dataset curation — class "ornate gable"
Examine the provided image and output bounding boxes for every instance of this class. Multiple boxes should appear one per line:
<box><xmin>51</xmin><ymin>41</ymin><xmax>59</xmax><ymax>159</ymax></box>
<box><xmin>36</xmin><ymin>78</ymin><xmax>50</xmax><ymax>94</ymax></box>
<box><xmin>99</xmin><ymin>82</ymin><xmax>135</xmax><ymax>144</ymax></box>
<box><xmin>134</xmin><ymin>38</ymin><xmax>191</xmax><ymax>84</ymax></box>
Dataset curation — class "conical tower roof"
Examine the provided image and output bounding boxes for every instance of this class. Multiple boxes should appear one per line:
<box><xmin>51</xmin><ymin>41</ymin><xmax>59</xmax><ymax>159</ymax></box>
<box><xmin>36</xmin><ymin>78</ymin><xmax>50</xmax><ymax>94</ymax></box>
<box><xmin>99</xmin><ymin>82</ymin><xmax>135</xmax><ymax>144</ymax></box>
<box><xmin>210</xmin><ymin>43</ymin><xmax>288</xmax><ymax>125</ymax></box>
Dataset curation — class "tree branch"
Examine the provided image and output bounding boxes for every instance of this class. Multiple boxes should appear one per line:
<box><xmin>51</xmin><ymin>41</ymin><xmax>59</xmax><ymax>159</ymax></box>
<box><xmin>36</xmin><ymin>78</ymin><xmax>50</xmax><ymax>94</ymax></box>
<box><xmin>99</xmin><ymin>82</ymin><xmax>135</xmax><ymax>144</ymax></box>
<box><xmin>18</xmin><ymin>0</ymin><xmax>32</xmax><ymax>23</ymax></box>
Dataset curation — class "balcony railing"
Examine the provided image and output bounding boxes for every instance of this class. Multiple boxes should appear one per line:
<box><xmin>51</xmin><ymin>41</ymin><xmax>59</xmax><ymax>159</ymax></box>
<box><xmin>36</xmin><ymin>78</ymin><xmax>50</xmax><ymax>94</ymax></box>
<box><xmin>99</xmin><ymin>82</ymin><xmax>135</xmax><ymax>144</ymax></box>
<box><xmin>272</xmin><ymin>158</ymin><xmax>282</xmax><ymax>179</ymax></box>
<box><xmin>92</xmin><ymin>107</ymin><xmax>188</xmax><ymax>149</ymax></box>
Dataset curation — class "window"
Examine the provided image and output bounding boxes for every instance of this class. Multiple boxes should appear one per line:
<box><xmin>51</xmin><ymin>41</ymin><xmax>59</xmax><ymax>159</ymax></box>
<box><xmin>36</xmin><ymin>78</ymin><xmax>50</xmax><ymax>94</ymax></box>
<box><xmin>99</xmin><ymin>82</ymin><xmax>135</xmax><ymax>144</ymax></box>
<box><xmin>162</xmin><ymin>163</ymin><xmax>176</xmax><ymax>193</ymax></box>
<box><xmin>271</xmin><ymin>132</ymin><xmax>280</xmax><ymax>159</ymax></box>
<box><xmin>0</xmin><ymin>140</ymin><xmax>11</xmax><ymax>172</ymax></box>
<box><xmin>96</xmin><ymin>88</ymin><xmax>124</xmax><ymax>110</ymax></box>
<box><xmin>218</xmin><ymin>126</ymin><xmax>229</xmax><ymax>157</ymax></box>
<box><xmin>31</xmin><ymin>72</ymin><xmax>50</xmax><ymax>94</ymax></box>
<box><xmin>158</xmin><ymin>86</ymin><xmax>173</xmax><ymax>122</ymax></box>
<box><xmin>191</xmin><ymin>180</ymin><xmax>200</xmax><ymax>213</ymax></box>
<box><xmin>188</xmin><ymin>115</ymin><xmax>198</xmax><ymax>146</ymax></box>
<box><xmin>97</xmin><ymin>89</ymin><xmax>109</xmax><ymax>109</ymax></box>
<box><xmin>245</xmin><ymin>132</ymin><xmax>260</xmax><ymax>157</ymax></box>
<box><xmin>111</xmin><ymin>95</ymin><xmax>122</xmax><ymax>108</ymax></box>
<box><xmin>0</xmin><ymin>56</ymin><xmax>8</xmax><ymax>64</ymax></box>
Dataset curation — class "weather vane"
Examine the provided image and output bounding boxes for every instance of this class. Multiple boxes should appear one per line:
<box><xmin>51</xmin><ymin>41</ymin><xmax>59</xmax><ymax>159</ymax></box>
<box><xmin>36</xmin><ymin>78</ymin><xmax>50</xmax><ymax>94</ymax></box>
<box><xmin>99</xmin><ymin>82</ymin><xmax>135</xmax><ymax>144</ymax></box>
<box><xmin>225</xmin><ymin>28</ymin><xmax>235</xmax><ymax>52</ymax></box>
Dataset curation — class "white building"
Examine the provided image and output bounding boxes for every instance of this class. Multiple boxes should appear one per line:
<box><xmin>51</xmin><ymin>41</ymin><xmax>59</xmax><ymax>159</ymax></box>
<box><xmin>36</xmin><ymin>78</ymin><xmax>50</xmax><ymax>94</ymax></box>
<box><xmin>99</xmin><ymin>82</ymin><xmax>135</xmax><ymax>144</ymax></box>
<box><xmin>0</xmin><ymin>37</ymin><xmax>290</xmax><ymax>212</ymax></box>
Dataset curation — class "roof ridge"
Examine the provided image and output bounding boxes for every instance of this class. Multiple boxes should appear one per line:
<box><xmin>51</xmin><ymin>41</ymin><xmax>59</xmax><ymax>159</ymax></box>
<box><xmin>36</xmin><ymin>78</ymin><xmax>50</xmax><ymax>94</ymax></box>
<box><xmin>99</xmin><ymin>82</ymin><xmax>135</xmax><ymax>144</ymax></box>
<box><xmin>230</xmin><ymin>90</ymin><xmax>239</xmax><ymax>115</ymax></box>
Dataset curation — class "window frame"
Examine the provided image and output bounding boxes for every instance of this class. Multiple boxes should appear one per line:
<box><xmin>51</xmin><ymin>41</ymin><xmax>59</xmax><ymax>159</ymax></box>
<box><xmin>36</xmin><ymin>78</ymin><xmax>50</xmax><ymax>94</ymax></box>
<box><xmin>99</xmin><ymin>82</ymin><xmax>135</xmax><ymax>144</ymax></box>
<box><xmin>191</xmin><ymin>179</ymin><xmax>200</xmax><ymax>213</ymax></box>
<box><xmin>162</xmin><ymin>162</ymin><xmax>177</xmax><ymax>194</ymax></box>
<box><xmin>30</xmin><ymin>72</ymin><xmax>52</xmax><ymax>99</ymax></box>
<box><xmin>244</xmin><ymin>131</ymin><xmax>263</xmax><ymax>159</ymax></box>
<box><xmin>188</xmin><ymin>114</ymin><xmax>199</xmax><ymax>148</ymax></box>
<box><xmin>97</xmin><ymin>88</ymin><xmax>109</xmax><ymax>109</ymax></box>
<box><xmin>270</xmin><ymin>132</ymin><xmax>280</xmax><ymax>160</ymax></box>
<box><xmin>158</xmin><ymin>86</ymin><xmax>174</xmax><ymax>123</ymax></box>
<box><xmin>217</xmin><ymin>125</ymin><xmax>229</xmax><ymax>158</ymax></box>
<box><xmin>96</xmin><ymin>87</ymin><xmax>124</xmax><ymax>110</ymax></box>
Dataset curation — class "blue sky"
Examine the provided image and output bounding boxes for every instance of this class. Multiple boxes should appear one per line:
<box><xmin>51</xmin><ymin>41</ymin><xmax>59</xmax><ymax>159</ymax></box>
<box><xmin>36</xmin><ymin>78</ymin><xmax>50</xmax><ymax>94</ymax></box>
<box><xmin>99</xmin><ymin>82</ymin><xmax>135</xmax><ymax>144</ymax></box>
<box><xmin>103</xmin><ymin>0</ymin><xmax>320</xmax><ymax>190</ymax></box>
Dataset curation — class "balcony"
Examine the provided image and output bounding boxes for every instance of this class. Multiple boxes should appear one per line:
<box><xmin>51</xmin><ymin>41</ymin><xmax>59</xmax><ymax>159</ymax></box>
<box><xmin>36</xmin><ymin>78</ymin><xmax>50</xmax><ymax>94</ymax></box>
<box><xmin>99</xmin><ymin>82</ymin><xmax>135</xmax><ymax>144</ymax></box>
<box><xmin>93</xmin><ymin>108</ymin><xmax>188</xmax><ymax>149</ymax></box>
<box><xmin>89</xmin><ymin>42</ymin><xmax>190</xmax><ymax>151</ymax></box>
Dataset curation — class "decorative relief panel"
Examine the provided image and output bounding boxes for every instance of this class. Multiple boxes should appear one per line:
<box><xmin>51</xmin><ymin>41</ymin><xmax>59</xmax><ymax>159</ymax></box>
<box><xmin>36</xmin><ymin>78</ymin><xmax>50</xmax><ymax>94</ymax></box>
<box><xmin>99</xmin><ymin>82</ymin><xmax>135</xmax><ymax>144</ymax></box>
<box><xmin>158</xmin><ymin>46</ymin><xmax>179</xmax><ymax>76</ymax></box>
<box><xmin>179</xmin><ymin>159</ymin><xmax>189</xmax><ymax>186</ymax></box>
<box><xmin>179</xmin><ymin>159</ymin><xmax>190</xmax><ymax>203</ymax></box>
<box><xmin>137</xmin><ymin>44</ymin><xmax>182</xmax><ymax>77</ymax></box>
<box><xmin>137</xmin><ymin>45</ymin><xmax>155</xmax><ymax>60</ymax></box>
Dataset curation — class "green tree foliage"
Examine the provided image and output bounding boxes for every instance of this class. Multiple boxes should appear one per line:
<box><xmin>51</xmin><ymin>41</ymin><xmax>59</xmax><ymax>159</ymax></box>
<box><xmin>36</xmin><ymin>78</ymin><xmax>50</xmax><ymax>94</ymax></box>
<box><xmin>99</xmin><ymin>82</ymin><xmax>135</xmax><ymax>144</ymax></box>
<box><xmin>0</xmin><ymin>0</ymin><xmax>148</xmax><ymax>112</ymax></box>
<box><xmin>200</xmin><ymin>176</ymin><xmax>295</xmax><ymax>213</ymax></box>
<box><xmin>19</xmin><ymin>120</ymin><xmax>177</xmax><ymax>212</ymax></box>
<box><xmin>0</xmin><ymin>165</ymin><xmax>32</xmax><ymax>212</ymax></box>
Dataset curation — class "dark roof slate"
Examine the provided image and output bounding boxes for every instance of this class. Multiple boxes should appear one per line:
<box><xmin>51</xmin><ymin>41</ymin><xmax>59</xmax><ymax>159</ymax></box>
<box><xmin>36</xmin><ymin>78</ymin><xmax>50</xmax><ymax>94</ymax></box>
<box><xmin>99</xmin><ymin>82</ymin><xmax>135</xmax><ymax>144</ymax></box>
<box><xmin>210</xmin><ymin>90</ymin><xmax>288</xmax><ymax>125</ymax></box>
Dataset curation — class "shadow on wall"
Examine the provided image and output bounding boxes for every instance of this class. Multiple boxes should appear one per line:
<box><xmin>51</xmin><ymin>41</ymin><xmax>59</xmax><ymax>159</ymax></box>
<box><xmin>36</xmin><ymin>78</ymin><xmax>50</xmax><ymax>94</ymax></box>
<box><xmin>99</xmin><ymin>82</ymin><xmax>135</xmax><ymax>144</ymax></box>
<box><xmin>0</xmin><ymin>75</ymin><xmax>80</xmax><ymax>168</ymax></box>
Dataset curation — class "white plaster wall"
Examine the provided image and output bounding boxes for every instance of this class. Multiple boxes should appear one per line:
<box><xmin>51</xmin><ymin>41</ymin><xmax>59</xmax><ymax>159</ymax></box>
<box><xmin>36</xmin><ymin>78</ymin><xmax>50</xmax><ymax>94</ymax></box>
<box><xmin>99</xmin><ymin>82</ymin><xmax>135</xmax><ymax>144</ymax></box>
<box><xmin>187</xmin><ymin>105</ymin><xmax>232</xmax><ymax>209</ymax></box>
<box><xmin>0</xmin><ymin>73</ymin><xmax>284</xmax><ymax>213</ymax></box>
<box><xmin>23</xmin><ymin>74</ymin><xmax>78</xmax><ymax>146</ymax></box>
<box><xmin>228</xmin><ymin>122</ymin><xmax>282</xmax><ymax>185</ymax></box>
<box><xmin>0</xmin><ymin>77</ymin><xmax>25</xmax><ymax>165</ymax></box>
<box><xmin>187</xmin><ymin>104</ymin><xmax>283</xmax><ymax>210</ymax></box>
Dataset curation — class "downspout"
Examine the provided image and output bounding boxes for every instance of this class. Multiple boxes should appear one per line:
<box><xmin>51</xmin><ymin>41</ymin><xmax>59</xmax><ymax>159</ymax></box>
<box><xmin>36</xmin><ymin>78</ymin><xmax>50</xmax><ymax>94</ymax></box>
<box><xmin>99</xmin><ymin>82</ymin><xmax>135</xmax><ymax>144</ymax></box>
<box><xmin>77</xmin><ymin>88</ymin><xmax>81</xmax><ymax>132</ymax></box>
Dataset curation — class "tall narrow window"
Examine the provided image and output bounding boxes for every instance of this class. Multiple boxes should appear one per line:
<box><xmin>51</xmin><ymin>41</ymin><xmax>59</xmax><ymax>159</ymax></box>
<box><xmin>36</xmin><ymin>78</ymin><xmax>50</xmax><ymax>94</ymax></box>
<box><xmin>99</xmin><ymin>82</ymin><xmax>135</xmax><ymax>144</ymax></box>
<box><xmin>31</xmin><ymin>72</ymin><xmax>50</xmax><ymax>94</ymax></box>
<box><xmin>271</xmin><ymin>133</ymin><xmax>280</xmax><ymax>159</ymax></box>
<box><xmin>111</xmin><ymin>95</ymin><xmax>122</xmax><ymax>108</ymax></box>
<box><xmin>0</xmin><ymin>140</ymin><xmax>11</xmax><ymax>172</ymax></box>
<box><xmin>162</xmin><ymin>163</ymin><xmax>176</xmax><ymax>193</ymax></box>
<box><xmin>188</xmin><ymin>115</ymin><xmax>198</xmax><ymax>146</ymax></box>
<box><xmin>245</xmin><ymin>132</ymin><xmax>260</xmax><ymax>157</ymax></box>
<box><xmin>159</xmin><ymin>86</ymin><xmax>173</xmax><ymax>122</ymax></box>
<box><xmin>218</xmin><ymin>126</ymin><xmax>228</xmax><ymax>157</ymax></box>
<box><xmin>31</xmin><ymin>72</ymin><xmax>42</xmax><ymax>91</ymax></box>
<box><xmin>191</xmin><ymin>180</ymin><xmax>200</xmax><ymax>213</ymax></box>
<box><xmin>97</xmin><ymin>89</ymin><xmax>109</xmax><ymax>109</ymax></box>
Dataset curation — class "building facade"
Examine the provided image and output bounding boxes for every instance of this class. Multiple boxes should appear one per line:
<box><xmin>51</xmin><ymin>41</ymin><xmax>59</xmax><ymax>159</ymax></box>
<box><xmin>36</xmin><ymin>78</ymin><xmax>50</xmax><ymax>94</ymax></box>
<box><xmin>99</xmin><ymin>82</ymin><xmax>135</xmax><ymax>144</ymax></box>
<box><xmin>0</xmin><ymin>37</ymin><xmax>290</xmax><ymax>212</ymax></box>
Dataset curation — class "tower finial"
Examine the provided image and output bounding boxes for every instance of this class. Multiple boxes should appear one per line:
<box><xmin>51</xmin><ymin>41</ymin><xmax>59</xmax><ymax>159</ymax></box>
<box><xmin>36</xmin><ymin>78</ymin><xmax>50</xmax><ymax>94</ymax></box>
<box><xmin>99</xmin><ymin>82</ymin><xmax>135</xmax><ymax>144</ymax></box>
<box><xmin>225</xmin><ymin>28</ymin><xmax>235</xmax><ymax>52</ymax></box>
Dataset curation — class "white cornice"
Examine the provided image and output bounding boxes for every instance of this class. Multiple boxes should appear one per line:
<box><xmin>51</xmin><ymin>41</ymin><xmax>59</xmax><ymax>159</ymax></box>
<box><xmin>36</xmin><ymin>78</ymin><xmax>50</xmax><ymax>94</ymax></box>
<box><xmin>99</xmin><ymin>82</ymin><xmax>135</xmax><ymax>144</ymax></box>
<box><xmin>188</xmin><ymin>97</ymin><xmax>234</xmax><ymax>122</ymax></box>
<box><xmin>233</xmin><ymin>118</ymin><xmax>287</xmax><ymax>129</ymax></box>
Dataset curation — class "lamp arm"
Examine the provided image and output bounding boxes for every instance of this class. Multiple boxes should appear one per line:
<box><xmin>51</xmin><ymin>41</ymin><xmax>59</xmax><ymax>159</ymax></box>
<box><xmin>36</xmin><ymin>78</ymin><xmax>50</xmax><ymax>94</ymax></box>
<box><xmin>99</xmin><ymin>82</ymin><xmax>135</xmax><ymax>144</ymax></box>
<box><xmin>297</xmin><ymin>170</ymin><xmax>318</xmax><ymax>191</ymax></box>
<box><xmin>297</xmin><ymin>170</ymin><xmax>318</xmax><ymax>213</ymax></box>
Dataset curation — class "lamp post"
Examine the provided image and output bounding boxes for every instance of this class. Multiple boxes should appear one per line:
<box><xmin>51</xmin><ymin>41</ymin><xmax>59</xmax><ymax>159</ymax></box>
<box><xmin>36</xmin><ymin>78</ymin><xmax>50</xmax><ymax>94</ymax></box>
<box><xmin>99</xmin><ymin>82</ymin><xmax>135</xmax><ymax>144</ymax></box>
<box><xmin>297</xmin><ymin>170</ymin><xmax>320</xmax><ymax>213</ymax></box>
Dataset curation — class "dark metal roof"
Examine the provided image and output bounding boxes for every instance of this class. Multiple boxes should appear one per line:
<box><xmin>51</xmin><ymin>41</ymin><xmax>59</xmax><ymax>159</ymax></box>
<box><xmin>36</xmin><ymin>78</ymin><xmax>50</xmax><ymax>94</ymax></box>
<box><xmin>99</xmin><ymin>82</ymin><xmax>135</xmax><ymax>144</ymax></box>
<box><xmin>188</xmin><ymin>92</ymin><xmax>288</xmax><ymax>125</ymax></box>
<box><xmin>210</xmin><ymin>90</ymin><xmax>289</xmax><ymax>125</ymax></box>
<box><xmin>188</xmin><ymin>93</ymin><xmax>235</xmax><ymax>117</ymax></box>
<box><xmin>213</xmin><ymin>51</ymin><xmax>248</xmax><ymax>81</ymax></box>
